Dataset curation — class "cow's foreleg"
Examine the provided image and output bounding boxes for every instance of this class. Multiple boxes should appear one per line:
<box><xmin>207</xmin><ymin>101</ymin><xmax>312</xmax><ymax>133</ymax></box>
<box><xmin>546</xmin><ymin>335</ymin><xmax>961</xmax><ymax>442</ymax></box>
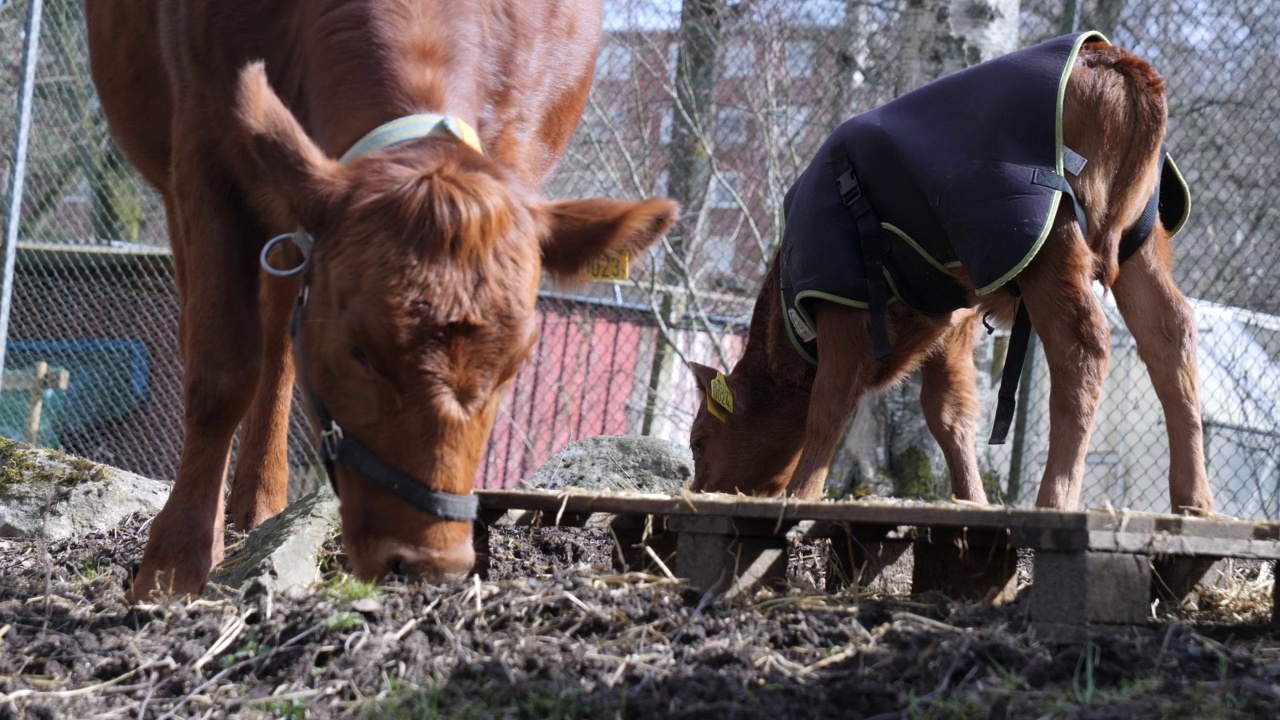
<box><xmin>920</xmin><ymin>311</ymin><xmax>986</xmax><ymax>503</ymax></box>
<box><xmin>1019</xmin><ymin>212</ymin><xmax>1110</xmax><ymax>510</ymax></box>
<box><xmin>785</xmin><ymin>303</ymin><xmax>949</xmax><ymax>500</ymax></box>
<box><xmin>227</xmin><ymin>266</ymin><xmax>299</xmax><ymax>530</ymax></box>
<box><xmin>130</xmin><ymin>158</ymin><xmax>264</xmax><ymax>602</ymax></box>
<box><xmin>784</xmin><ymin>304</ymin><xmax>873</xmax><ymax>500</ymax></box>
<box><xmin>1113</xmin><ymin>230</ymin><xmax>1214</xmax><ymax>514</ymax></box>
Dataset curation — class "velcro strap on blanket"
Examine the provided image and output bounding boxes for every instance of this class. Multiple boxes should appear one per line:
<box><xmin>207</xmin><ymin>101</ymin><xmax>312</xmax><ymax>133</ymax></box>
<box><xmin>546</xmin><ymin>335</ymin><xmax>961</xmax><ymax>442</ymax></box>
<box><xmin>1031</xmin><ymin>167</ymin><xmax>1089</xmax><ymax>238</ymax></box>
<box><xmin>831</xmin><ymin>142</ymin><xmax>893</xmax><ymax>361</ymax></box>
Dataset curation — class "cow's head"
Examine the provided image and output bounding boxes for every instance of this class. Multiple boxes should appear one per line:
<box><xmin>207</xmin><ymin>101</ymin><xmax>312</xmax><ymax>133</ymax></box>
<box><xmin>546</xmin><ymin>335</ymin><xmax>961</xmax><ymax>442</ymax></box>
<box><xmin>236</xmin><ymin>63</ymin><xmax>677</xmax><ymax>582</ymax></box>
<box><xmin>686</xmin><ymin>362</ymin><xmax>809</xmax><ymax>497</ymax></box>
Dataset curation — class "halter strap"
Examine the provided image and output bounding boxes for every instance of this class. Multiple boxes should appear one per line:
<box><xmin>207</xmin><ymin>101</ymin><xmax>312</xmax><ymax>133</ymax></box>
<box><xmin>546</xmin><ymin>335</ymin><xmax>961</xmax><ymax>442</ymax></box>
<box><xmin>260</xmin><ymin>113</ymin><xmax>484</xmax><ymax>275</ymax></box>
<box><xmin>340</xmin><ymin>113</ymin><xmax>484</xmax><ymax>164</ymax></box>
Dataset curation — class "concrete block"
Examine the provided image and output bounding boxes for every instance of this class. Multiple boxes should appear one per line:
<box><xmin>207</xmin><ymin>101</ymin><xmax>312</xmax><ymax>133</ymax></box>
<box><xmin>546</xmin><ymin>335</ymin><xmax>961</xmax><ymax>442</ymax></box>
<box><xmin>1031</xmin><ymin>551</ymin><xmax>1151</xmax><ymax>626</ymax></box>
<box><xmin>675</xmin><ymin>531</ymin><xmax>787</xmax><ymax>598</ymax></box>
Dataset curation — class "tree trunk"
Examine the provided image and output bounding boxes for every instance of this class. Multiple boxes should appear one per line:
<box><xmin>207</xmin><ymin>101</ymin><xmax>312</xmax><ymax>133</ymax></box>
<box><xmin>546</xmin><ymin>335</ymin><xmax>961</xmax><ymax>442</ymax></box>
<box><xmin>640</xmin><ymin>0</ymin><xmax>726</xmax><ymax>435</ymax></box>
<box><xmin>830</xmin><ymin>0</ymin><xmax>871</xmax><ymax>123</ymax></box>
<box><xmin>899</xmin><ymin>0</ymin><xmax>1020</xmax><ymax>95</ymax></box>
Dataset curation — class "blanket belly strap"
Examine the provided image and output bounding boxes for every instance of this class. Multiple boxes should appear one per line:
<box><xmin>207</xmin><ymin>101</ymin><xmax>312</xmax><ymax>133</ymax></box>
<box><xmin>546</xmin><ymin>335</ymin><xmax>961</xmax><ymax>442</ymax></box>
<box><xmin>1118</xmin><ymin>148</ymin><xmax>1183</xmax><ymax>263</ymax></box>
<box><xmin>830</xmin><ymin>142</ymin><xmax>893</xmax><ymax>361</ymax></box>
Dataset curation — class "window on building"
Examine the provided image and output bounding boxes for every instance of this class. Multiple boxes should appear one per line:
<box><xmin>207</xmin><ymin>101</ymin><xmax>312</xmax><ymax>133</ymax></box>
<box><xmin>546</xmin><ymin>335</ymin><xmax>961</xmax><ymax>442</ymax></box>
<box><xmin>774</xmin><ymin>106</ymin><xmax>808</xmax><ymax>142</ymax></box>
<box><xmin>660</xmin><ymin>107</ymin><xmax>674</xmax><ymax>144</ymax></box>
<box><xmin>667</xmin><ymin>42</ymin><xmax>680</xmax><ymax>84</ymax></box>
<box><xmin>709</xmin><ymin>171</ymin><xmax>743</xmax><ymax>209</ymax></box>
<box><xmin>703</xmin><ymin>237</ymin><xmax>751</xmax><ymax>294</ymax></box>
<box><xmin>596</xmin><ymin>41</ymin><xmax>633</xmax><ymax>80</ymax></box>
<box><xmin>715</xmin><ymin>106</ymin><xmax>751</xmax><ymax>146</ymax></box>
<box><xmin>786</xmin><ymin>40</ymin><xmax>816</xmax><ymax>77</ymax></box>
<box><xmin>723</xmin><ymin>39</ymin><xmax>755</xmax><ymax>78</ymax></box>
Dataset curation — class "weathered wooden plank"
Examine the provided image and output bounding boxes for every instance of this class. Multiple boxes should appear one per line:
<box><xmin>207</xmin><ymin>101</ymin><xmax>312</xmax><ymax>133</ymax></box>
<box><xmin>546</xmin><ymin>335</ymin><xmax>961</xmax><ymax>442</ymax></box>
<box><xmin>1273</xmin><ymin>569</ymin><xmax>1280</xmax><ymax>630</ymax></box>
<box><xmin>474</xmin><ymin>491</ymin><xmax>1280</xmax><ymax>546</ymax></box>
<box><xmin>609</xmin><ymin>515</ymin><xmax>677</xmax><ymax>575</ymax></box>
<box><xmin>474</xmin><ymin>490</ymin><xmax>1103</xmax><ymax>530</ymax></box>
<box><xmin>1084</xmin><ymin>532</ymin><xmax>1280</xmax><ymax>559</ymax></box>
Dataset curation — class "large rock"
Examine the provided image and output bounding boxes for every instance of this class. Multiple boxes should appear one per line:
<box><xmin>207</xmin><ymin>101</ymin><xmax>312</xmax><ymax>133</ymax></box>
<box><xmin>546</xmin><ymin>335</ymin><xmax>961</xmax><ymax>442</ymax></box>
<box><xmin>0</xmin><ymin>439</ymin><xmax>169</xmax><ymax>540</ymax></box>
<box><xmin>522</xmin><ymin>435</ymin><xmax>692</xmax><ymax>494</ymax></box>
<box><xmin>208</xmin><ymin>485</ymin><xmax>339</xmax><ymax>596</ymax></box>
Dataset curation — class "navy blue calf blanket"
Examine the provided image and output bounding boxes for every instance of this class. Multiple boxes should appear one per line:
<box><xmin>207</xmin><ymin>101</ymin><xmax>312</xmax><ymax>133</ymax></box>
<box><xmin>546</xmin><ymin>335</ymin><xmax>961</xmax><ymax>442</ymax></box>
<box><xmin>776</xmin><ymin>31</ymin><xmax>1190</xmax><ymax>442</ymax></box>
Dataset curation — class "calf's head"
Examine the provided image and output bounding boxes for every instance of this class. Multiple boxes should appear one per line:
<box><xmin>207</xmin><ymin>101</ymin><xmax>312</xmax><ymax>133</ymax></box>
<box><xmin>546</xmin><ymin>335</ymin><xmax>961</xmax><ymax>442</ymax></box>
<box><xmin>687</xmin><ymin>362</ymin><xmax>809</xmax><ymax>497</ymax></box>
<box><xmin>236</xmin><ymin>64</ymin><xmax>678</xmax><ymax>582</ymax></box>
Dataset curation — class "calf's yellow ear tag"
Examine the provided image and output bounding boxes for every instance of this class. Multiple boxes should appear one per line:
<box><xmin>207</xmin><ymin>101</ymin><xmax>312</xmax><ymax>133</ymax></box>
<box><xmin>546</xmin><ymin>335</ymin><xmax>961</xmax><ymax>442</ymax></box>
<box><xmin>707</xmin><ymin>372</ymin><xmax>734</xmax><ymax>422</ymax></box>
<box><xmin>580</xmin><ymin>249</ymin><xmax>631</xmax><ymax>282</ymax></box>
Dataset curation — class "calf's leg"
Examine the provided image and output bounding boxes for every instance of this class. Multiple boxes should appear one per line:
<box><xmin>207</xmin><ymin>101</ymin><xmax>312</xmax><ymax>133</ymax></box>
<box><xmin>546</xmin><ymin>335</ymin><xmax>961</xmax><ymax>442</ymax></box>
<box><xmin>227</xmin><ymin>265</ymin><xmax>300</xmax><ymax>530</ymax></box>
<box><xmin>130</xmin><ymin>151</ymin><xmax>264</xmax><ymax>601</ymax></box>
<box><xmin>1112</xmin><ymin>230</ymin><xmax>1214</xmax><ymax>514</ymax></box>
<box><xmin>785</xmin><ymin>303</ymin><xmax>949</xmax><ymax>500</ymax></box>
<box><xmin>919</xmin><ymin>311</ymin><xmax>986</xmax><ymax>503</ymax></box>
<box><xmin>1017</xmin><ymin>213</ymin><xmax>1110</xmax><ymax>510</ymax></box>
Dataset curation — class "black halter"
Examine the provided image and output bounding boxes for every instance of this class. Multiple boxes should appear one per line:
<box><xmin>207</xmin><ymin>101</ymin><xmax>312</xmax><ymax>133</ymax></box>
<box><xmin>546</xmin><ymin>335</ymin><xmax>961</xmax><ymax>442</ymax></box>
<box><xmin>288</xmin><ymin>288</ymin><xmax>479</xmax><ymax>522</ymax></box>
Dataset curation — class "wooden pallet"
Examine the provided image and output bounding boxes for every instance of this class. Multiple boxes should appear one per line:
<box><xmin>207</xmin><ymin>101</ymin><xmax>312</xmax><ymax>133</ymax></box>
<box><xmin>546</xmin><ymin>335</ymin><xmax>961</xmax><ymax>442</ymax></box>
<box><xmin>474</xmin><ymin>489</ymin><xmax>1280</xmax><ymax>632</ymax></box>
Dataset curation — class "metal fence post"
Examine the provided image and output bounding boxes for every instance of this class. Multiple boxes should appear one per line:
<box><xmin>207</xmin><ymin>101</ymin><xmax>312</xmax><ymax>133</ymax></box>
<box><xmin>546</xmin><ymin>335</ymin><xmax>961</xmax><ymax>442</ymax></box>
<box><xmin>0</xmin><ymin>0</ymin><xmax>45</xmax><ymax>390</ymax></box>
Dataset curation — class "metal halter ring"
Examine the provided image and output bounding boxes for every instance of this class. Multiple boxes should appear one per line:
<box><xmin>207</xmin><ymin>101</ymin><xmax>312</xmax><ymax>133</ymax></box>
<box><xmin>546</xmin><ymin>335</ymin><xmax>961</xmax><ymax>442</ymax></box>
<box><xmin>321</xmin><ymin>422</ymin><xmax>345</xmax><ymax>461</ymax></box>
<box><xmin>260</xmin><ymin>232</ymin><xmax>312</xmax><ymax>277</ymax></box>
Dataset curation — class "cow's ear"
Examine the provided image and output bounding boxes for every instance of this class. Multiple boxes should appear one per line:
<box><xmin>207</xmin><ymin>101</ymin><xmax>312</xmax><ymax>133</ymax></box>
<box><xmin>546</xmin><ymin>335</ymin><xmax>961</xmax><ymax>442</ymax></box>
<box><xmin>234</xmin><ymin>61</ymin><xmax>347</xmax><ymax>230</ymax></box>
<box><xmin>537</xmin><ymin>197</ymin><xmax>679</xmax><ymax>278</ymax></box>
<box><xmin>688</xmin><ymin>362</ymin><xmax>720</xmax><ymax>398</ymax></box>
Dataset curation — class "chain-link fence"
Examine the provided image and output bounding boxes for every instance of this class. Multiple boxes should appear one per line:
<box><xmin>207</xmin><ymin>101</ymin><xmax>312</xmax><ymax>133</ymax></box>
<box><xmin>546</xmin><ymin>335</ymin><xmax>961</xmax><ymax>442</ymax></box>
<box><xmin>3</xmin><ymin>0</ymin><xmax>1279</xmax><ymax>517</ymax></box>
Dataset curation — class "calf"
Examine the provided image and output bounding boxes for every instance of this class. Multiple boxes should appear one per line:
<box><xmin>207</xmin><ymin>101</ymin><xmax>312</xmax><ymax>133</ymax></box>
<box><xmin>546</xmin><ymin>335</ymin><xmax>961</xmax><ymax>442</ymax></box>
<box><xmin>87</xmin><ymin>0</ymin><xmax>678</xmax><ymax>600</ymax></box>
<box><xmin>688</xmin><ymin>33</ymin><xmax>1214</xmax><ymax>515</ymax></box>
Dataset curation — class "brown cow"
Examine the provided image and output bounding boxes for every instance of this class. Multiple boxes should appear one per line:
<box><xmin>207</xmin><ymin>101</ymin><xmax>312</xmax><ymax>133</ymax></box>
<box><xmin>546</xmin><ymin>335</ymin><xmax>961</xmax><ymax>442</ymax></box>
<box><xmin>688</xmin><ymin>38</ymin><xmax>1215</xmax><ymax>516</ymax></box>
<box><xmin>86</xmin><ymin>0</ymin><xmax>678</xmax><ymax>600</ymax></box>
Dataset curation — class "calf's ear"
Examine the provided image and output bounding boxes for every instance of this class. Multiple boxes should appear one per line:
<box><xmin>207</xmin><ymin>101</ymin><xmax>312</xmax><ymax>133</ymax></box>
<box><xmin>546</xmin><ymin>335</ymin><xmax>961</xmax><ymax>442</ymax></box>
<box><xmin>234</xmin><ymin>62</ymin><xmax>348</xmax><ymax>231</ymax></box>
<box><xmin>688</xmin><ymin>362</ymin><xmax>721</xmax><ymax>398</ymax></box>
<box><xmin>538</xmin><ymin>197</ymin><xmax>679</xmax><ymax>278</ymax></box>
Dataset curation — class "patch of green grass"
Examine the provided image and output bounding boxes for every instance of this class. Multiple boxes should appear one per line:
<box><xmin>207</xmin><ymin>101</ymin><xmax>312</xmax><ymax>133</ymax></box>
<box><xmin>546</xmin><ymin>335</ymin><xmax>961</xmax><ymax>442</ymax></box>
<box><xmin>321</xmin><ymin>573</ymin><xmax>382</xmax><ymax>604</ymax></box>
<box><xmin>262</xmin><ymin>698</ymin><xmax>309</xmax><ymax>720</ymax></box>
<box><xmin>218</xmin><ymin>627</ymin><xmax>265</xmax><ymax>669</ymax></box>
<box><xmin>905</xmin><ymin>694</ymin><xmax>989</xmax><ymax>720</ymax></box>
<box><xmin>75</xmin><ymin>555</ymin><xmax>105</xmax><ymax>583</ymax></box>
<box><xmin>958</xmin><ymin>672</ymin><xmax>1263</xmax><ymax>720</ymax></box>
<box><xmin>361</xmin><ymin>679</ymin><xmax>606</xmax><ymax>720</ymax></box>
<box><xmin>326</xmin><ymin>611</ymin><xmax>365</xmax><ymax>632</ymax></box>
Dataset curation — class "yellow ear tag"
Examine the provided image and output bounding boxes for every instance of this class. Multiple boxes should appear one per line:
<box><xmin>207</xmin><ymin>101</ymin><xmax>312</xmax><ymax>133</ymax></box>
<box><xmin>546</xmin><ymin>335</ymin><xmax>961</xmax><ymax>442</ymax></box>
<box><xmin>580</xmin><ymin>249</ymin><xmax>631</xmax><ymax>282</ymax></box>
<box><xmin>707</xmin><ymin>372</ymin><xmax>733</xmax><ymax>422</ymax></box>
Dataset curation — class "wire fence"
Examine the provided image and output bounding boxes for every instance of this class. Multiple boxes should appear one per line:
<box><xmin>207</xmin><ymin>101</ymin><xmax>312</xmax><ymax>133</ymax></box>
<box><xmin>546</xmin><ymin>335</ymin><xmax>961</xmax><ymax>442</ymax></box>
<box><xmin>3</xmin><ymin>0</ymin><xmax>1278</xmax><ymax>517</ymax></box>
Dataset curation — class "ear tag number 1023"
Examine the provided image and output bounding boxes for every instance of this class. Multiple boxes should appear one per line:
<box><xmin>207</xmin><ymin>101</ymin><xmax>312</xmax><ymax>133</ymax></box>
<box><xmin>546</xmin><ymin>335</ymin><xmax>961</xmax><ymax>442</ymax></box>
<box><xmin>580</xmin><ymin>249</ymin><xmax>630</xmax><ymax>282</ymax></box>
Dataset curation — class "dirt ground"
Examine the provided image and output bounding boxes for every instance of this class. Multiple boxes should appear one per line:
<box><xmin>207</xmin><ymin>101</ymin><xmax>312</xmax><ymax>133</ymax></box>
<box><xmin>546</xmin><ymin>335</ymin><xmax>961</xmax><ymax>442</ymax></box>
<box><xmin>2</xmin><ymin>512</ymin><xmax>1279</xmax><ymax>719</ymax></box>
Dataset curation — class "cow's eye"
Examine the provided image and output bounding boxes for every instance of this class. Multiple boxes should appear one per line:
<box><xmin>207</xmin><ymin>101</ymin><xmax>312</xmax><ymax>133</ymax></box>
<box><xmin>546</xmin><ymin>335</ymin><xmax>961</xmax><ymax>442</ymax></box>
<box><xmin>351</xmin><ymin>347</ymin><xmax>371</xmax><ymax>371</ymax></box>
<box><xmin>691</xmin><ymin>437</ymin><xmax>705</xmax><ymax>455</ymax></box>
